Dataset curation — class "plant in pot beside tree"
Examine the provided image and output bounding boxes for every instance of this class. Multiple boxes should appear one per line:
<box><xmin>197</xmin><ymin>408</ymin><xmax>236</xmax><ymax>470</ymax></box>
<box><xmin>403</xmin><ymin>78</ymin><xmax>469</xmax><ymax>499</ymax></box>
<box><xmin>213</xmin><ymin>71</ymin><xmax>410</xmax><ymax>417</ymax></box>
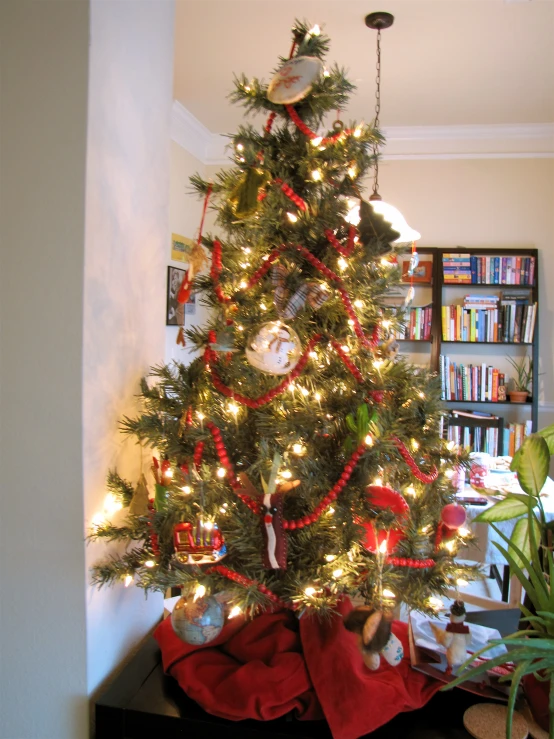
<box><xmin>446</xmin><ymin>424</ymin><xmax>554</xmax><ymax>738</ymax></box>
<box><xmin>506</xmin><ymin>355</ymin><xmax>533</xmax><ymax>403</ymax></box>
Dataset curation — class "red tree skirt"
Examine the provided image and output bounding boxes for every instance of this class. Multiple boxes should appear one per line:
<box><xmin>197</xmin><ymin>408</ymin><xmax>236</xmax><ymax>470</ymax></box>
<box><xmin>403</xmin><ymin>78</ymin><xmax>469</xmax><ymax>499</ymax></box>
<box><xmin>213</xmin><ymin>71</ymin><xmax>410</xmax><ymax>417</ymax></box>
<box><xmin>154</xmin><ymin>597</ymin><xmax>440</xmax><ymax>739</ymax></box>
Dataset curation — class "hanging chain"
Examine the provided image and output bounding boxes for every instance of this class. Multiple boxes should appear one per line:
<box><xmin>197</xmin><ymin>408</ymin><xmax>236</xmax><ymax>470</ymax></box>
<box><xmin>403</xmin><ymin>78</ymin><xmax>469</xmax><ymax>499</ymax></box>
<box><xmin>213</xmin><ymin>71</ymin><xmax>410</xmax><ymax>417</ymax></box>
<box><xmin>374</xmin><ymin>27</ymin><xmax>382</xmax><ymax>130</ymax></box>
<box><xmin>372</xmin><ymin>27</ymin><xmax>382</xmax><ymax>198</ymax></box>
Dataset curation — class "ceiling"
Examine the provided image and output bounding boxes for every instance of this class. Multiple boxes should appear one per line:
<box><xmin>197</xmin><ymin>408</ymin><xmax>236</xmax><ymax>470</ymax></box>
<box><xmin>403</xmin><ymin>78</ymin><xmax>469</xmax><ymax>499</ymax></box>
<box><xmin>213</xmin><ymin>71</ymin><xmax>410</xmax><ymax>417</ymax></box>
<box><xmin>173</xmin><ymin>0</ymin><xmax>554</xmax><ymax>135</ymax></box>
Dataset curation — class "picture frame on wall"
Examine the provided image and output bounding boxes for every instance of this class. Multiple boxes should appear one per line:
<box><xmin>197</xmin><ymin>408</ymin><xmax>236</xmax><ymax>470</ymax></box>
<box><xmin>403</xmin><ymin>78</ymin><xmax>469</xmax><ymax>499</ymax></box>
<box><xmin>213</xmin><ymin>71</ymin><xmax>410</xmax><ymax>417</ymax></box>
<box><xmin>166</xmin><ymin>266</ymin><xmax>195</xmax><ymax>325</ymax></box>
<box><xmin>171</xmin><ymin>233</ymin><xmax>195</xmax><ymax>263</ymax></box>
<box><xmin>401</xmin><ymin>259</ymin><xmax>432</xmax><ymax>284</ymax></box>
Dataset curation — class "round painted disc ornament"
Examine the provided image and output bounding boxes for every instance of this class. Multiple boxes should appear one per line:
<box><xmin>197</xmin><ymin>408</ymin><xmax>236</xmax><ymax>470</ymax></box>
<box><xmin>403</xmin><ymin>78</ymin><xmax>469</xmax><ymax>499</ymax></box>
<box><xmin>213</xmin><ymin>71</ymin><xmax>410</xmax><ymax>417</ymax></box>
<box><xmin>267</xmin><ymin>56</ymin><xmax>323</xmax><ymax>104</ymax></box>
<box><xmin>245</xmin><ymin>320</ymin><xmax>302</xmax><ymax>375</ymax></box>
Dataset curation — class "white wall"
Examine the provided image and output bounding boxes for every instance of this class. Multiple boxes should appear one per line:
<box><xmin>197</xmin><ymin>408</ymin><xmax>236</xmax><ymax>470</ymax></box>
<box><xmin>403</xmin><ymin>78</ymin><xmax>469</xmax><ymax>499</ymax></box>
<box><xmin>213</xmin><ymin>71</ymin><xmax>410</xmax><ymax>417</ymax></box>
<box><xmin>0</xmin><ymin>2</ymin><xmax>90</xmax><ymax>737</ymax></box>
<box><xmin>84</xmin><ymin>0</ymin><xmax>175</xmax><ymax>699</ymax></box>
<box><xmin>0</xmin><ymin>1</ymin><xmax>175</xmax><ymax>737</ymax></box>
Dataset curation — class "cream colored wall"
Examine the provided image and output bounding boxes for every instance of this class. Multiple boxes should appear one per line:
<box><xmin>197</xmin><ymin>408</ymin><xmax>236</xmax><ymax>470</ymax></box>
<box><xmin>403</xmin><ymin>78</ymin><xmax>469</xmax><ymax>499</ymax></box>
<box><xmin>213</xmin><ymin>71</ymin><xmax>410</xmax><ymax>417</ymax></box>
<box><xmin>376</xmin><ymin>157</ymin><xmax>554</xmax><ymax>410</ymax></box>
<box><xmin>0</xmin><ymin>2</ymin><xmax>90</xmax><ymax>737</ymax></box>
<box><xmin>165</xmin><ymin>142</ymin><xmax>211</xmax><ymax>364</ymax></box>
<box><xmin>84</xmin><ymin>0</ymin><xmax>175</xmax><ymax>699</ymax></box>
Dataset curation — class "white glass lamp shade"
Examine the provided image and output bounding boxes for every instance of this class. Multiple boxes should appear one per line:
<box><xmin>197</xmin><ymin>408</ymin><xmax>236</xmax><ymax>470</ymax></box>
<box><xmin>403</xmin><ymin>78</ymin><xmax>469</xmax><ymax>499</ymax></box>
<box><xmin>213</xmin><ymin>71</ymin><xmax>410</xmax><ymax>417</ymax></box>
<box><xmin>345</xmin><ymin>199</ymin><xmax>421</xmax><ymax>244</ymax></box>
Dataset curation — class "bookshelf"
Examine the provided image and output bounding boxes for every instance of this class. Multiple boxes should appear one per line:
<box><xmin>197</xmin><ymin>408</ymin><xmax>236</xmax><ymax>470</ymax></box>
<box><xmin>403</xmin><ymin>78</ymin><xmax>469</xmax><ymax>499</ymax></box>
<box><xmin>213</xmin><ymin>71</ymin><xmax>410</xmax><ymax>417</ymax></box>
<box><xmin>395</xmin><ymin>247</ymin><xmax>539</xmax><ymax>456</ymax></box>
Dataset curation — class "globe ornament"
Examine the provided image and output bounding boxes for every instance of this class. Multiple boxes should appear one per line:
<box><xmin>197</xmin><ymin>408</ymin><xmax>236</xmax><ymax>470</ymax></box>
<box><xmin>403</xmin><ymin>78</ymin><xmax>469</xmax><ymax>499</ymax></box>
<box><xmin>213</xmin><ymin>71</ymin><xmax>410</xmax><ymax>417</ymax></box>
<box><xmin>267</xmin><ymin>56</ymin><xmax>323</xmax><ymax>105</ymax></box>
<box><xmin>245</xmin><ymin>320</ymin><xmax>302</xmax><ymax>375</ymax></box>
<box><xmin>171</xmin><ymin>594</ymin><xmax>225</xmax><ymax>646</ymax></box>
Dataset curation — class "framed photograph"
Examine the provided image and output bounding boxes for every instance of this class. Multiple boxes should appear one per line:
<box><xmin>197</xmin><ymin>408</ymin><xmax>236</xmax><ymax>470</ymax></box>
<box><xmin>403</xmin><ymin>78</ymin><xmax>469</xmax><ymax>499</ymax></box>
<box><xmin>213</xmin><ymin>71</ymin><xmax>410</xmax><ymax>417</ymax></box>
<box><xmin>402</xmin><ymin>259</ymin><xmax>432</xmax><ymax>284</ymax></box>
<box><xmin>166</xmin><ymin>266</ymin><xmax>196</xmax><ymax>325</ymax></box>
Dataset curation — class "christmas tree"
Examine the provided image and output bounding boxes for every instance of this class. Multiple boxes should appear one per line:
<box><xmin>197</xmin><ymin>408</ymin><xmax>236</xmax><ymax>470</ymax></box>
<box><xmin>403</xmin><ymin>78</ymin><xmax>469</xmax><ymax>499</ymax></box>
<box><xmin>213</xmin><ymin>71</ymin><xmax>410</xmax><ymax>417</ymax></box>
<box><xmin>91</xmin><ymin>21</ymin><xmax>476</xmax><ymax>638</ymax></box>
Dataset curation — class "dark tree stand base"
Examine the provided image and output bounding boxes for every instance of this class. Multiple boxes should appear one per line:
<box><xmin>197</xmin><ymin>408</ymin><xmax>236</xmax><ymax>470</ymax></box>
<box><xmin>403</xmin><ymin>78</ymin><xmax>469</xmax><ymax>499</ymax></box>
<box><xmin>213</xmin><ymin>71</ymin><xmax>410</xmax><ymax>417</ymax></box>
<box><xmin>95</xmin><ymin>609</ymin><xmax>520</xmax><ymax>739</ymax></box>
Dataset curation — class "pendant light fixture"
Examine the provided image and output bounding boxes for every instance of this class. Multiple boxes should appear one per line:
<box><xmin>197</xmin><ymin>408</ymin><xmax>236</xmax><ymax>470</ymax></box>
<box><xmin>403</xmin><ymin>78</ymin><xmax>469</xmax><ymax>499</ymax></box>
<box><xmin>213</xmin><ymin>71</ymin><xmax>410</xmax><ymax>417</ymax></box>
<box><xmin>352</xmin><ymin>12</ymin><xmax>421</xmax><ymax>245</ymax></box>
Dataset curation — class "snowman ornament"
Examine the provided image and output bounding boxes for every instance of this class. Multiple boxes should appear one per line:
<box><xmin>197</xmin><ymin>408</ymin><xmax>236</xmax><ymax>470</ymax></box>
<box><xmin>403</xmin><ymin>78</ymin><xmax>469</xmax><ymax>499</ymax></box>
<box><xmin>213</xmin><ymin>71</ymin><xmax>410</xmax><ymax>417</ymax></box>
<box><xmin>245</xmin><ymin>320</ymin><xmax>302</xmax><ymax>375</ymax></box>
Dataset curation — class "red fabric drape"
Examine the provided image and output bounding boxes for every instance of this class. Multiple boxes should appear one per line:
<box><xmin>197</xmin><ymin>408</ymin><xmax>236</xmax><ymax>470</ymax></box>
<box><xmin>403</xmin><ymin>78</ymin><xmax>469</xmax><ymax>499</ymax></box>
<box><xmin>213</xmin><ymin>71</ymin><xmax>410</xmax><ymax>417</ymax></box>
<box><xmin>154</xmin><ymin>597</ymin><xmax>440</xmax><ymax>739</ymax></box>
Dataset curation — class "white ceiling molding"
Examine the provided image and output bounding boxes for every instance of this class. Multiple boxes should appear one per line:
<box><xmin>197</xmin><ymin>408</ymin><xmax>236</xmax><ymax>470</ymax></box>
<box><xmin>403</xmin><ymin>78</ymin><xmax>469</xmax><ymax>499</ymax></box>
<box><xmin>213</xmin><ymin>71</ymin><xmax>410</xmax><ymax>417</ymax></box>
<box><xmin>172</xmin><ymin>100</ymin><xmax>554</xmax><ymax>166</ymax></box>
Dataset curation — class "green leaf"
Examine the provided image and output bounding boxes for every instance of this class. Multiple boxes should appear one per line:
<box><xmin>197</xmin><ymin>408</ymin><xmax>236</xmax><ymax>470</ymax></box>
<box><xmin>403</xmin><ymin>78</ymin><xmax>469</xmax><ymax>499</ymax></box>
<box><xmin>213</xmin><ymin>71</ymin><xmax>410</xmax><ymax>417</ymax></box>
<box><xmin>473</xmin><ymin>496</ymin><xmax>528</xmax><ymax>523</ymax></box>
<box><xmin>491</xmin><ymin>535</ymin><xmax>546</xmax><ymax>612</ymax></box>
<box><xmin>515</xmin><ymin>435</ymin><xmax>550</xmax><ymax>497</ymax></box>
<box><xmin>346</xmin><ymin>415</ymin><xmax>357</xmax><ymax>434</ymax></box>
<box><xmin>537</xmin><ymin>423</ymin><xmax>554</xmax><ymax>456</ymax></box>
<box><xmin>510</xmin><ymin>515</ymin><xmax>541</xmax><ymax>571</ymax></box>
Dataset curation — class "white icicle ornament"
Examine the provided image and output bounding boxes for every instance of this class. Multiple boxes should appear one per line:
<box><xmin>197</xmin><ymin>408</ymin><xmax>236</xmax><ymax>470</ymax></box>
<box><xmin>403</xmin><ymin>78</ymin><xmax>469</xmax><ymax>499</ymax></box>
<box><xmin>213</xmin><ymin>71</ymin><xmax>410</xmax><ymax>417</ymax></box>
<box><xmin>244</xmin><ymin>320</ymin><xmax>302</xmax><ymax>375</ymax></box>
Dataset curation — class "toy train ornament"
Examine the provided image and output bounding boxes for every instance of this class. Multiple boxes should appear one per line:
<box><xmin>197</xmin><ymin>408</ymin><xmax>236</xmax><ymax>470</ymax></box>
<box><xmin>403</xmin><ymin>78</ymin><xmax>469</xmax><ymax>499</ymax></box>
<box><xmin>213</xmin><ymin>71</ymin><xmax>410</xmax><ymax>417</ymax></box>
<box><xmin>173</xmin><ymin>520</ymin><xmax>227</xmax><ymax>566</ymax></box>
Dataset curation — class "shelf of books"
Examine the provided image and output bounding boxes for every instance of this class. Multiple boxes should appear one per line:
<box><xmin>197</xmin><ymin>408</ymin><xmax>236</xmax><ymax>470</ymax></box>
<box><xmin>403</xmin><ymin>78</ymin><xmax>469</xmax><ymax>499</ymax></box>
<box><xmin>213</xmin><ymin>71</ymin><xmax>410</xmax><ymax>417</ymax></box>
<box><xmin>441</xmin><ymin>292</ymin><xmax>537</xmax><ymax>344</ymax></box>
<box><xmin>444</xmin><ymin>409</ymin><xmax>533</xmax><ymax>456</ymax></box>
<box><xmin>443</xmin><ymin>253</ymin><xmax>535</xmax><ymax>286</ymax></box>
<box><xmin>435</xmin><ymin>247</ymin><xmax>539</xmax><ymax>446</ymax></box>
<box><xmin>445</xmin><ymin>411</ymin><xmax>503</xmax><ymax>457</ymax></box>
<box><xmin>390</xmin><ymin>247</ymin><xmax>539</xmax><ymax>444</ymax></box>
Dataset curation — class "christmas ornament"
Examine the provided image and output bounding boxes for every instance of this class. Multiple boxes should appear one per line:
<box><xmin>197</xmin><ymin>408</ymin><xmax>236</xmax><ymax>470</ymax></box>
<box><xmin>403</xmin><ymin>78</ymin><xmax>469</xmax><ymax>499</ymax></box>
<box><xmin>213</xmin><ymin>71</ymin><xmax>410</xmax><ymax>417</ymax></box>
<box><xmin>440</xmin><ymin>503</ymin><xmax>467</xmax><ymax>530</ymax></box>
<box><xmin>237</xmin><ymin>453</ymin><xmax>299</xmax><ymax>570</ymax></box>
<box><xmin>429</xmin><ymin>600</ymin><xmax>471</xmax><ymax>668</ymax></box>
<box><xmin>152</xmin><ymin>456</ymin><xmax>172</xmax><ymax>511</ymax></box>
<box><xmin>173</xmin><ymin>520</ymin><xmax>227</xmax><ymax>566</ymax></box>
<box><xmin>379</xmin><ymin>335</ymin><xmax>399</xmax><ymax>360</ymax></box>
<box><xmin>229</xmin><ymin>167</ymin><xmax>271</xmax><ymax>218</ymax></box>
<box><xmin>271</xmin><ymin>263</ymin><xmax>329</xmax><ymax>319</ymax></box>
<box><xmin>245</xmin><ymin>320</ymin><xmax>302</xmax><ymax>375</ymax></box>
<box><xmin>208</xmin><ymin>324</ymin><xmax>238</xmax><ymax>353</ymax></box>
<box><xmin>344</xmin><ymin>607</ymin><xmax>404</xmax><ymax>670</ymax></box>
<box><xmin>267</xmin><ymin>56</ymin><xmax>323</xmax><ymax>104</ymax></box>
<box><xmin>363</xmin><ymin>485</ymin><xmax>409</xmax><ymax>555</ymax></box>
<box><xmin>128</xmin><ymin>473</ymin><xmax>150</xmax><ymax>517</ymax></box>
<box><xmin>171</xmin><ymin>593</ymin><xmax>225</xmax><ymax>645</ymax></box>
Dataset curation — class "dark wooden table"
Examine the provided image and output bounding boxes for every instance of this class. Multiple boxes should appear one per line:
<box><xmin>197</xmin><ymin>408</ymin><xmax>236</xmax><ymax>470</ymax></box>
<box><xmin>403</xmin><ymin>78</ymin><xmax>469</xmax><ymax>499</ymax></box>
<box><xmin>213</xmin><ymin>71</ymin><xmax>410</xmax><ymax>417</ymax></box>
<box><xmin>95</xmin><ymin>609</ymin><xmax>520</xmax><ymax>739</ymax></box>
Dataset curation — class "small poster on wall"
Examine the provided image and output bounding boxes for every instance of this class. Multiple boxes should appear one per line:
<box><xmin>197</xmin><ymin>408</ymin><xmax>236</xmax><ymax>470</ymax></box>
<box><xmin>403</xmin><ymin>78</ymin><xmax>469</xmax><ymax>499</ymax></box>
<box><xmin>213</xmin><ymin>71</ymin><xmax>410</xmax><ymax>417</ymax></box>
<box><xmin>167</xmin><ymin>266</ymin><xmax>196</xmax><ymax>325</ymax></box>
<box><xmin>171</xmin><ymin>233</ymin><xmax>195</xmax><ymax>263</ymax></box>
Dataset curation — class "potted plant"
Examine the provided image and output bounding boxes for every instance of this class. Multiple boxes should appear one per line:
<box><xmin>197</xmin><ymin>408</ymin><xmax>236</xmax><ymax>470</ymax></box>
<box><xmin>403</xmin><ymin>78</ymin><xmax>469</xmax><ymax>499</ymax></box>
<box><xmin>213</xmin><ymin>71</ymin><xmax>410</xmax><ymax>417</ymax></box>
<box><xmin>445</xmin><ymin>424</ymin><xmax>554</xmax><ymax>738</ymax></box>
<box><xmin>506</xmin><ymin>355</ymin><xmax>533</xmax><ymax>403</ymax></box>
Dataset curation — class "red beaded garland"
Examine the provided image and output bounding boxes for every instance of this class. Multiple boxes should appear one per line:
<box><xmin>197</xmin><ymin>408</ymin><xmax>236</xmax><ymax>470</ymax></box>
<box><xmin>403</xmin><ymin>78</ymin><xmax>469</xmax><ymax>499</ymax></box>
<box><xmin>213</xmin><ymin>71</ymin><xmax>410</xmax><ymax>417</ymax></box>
<box><xmin>275</xmin><ymin>179</ymin><xmax>307</xmax><ymax>211</ymax></box>
<box><xmin>386</xmin><ymin>557</ymin><xmax>434</xmax><ymax>568</ymax></box>
<box><xmin>193</xmin><ymin>441</ymin><xmax>204</xmax><ymax>468</ymax></box>
<box><xmin>206</xmin><ymin>334</ymin><xmax>321</xmax><ymax>410</ymax></box>
<box><xmin>211</xmin><ymin>240</ymin><xmax>231</xmax><ymax>304</ymax></box>
<box><xmin>324</xmin><ymin>227</ymin><xmax>358</xmax><ymax>258</ymax></box>
<box><xmin>331</xmin><ymin>341</ymin><xmax>364</xmax><ymax>383</ymax></box>
<box><xmin>285</xmin><ymin>105</ymin><xmax>354</xmax><ymax>145</ymax></box>
<box><xmin>391</xmin><ymin>437</ymin><xmax>439</xmax><ymax>484</ymax></box>
<box><xmin>264</xmin><ymin>112</ymin><xmax>276</xmax><ymax>134</ymax></box>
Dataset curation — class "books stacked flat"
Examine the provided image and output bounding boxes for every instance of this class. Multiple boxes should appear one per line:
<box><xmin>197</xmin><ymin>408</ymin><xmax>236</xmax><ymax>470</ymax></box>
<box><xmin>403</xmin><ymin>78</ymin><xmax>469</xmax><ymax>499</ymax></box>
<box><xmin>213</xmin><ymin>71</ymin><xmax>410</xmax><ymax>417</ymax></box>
<box><xmin>443</xmin><ymin>253</ymin><xmax>471</xmax><ymax>283</ymax></box>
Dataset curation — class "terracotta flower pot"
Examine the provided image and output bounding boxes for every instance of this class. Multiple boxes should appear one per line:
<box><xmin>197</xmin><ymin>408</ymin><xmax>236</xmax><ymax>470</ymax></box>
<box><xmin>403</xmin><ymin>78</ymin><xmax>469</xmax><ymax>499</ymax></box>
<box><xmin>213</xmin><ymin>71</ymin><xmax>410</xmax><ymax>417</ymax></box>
<box><xmin>508</xmin><ymin>390</ymin><xmax>529</xmax><ymax>403</ymax></box>
<box><xmin>523</xmin><ymin>673</ymin><xmax>550</xmax><ymax>731</ymax></box>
